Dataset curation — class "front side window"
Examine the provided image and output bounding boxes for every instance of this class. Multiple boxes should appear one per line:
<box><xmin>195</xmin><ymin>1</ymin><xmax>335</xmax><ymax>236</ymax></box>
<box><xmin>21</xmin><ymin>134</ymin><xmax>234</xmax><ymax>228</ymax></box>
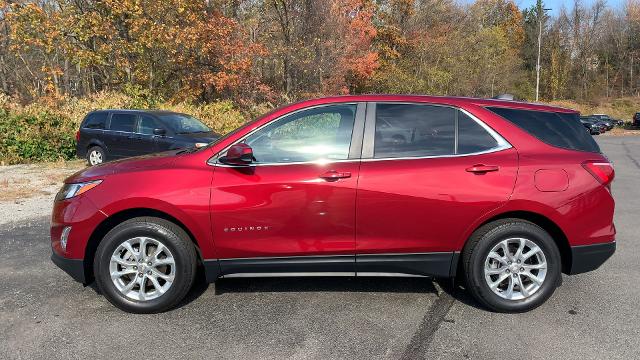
<box><xmin>109</xmin><ymin>113</ymin><xmax>137</xmax><ymax>133</ymax></box>
<box><xmin>244</xmin><ymin>104</ymin><xmax>356</xmax><ymax>163</ymax></box>
<box><xmin>84</xmin><ymin>113</ymin><xmax>107</xmax><ymax>129</ymax></box>
<box><xmin>374</xmin><ymin>104</ymin><xmax>455</xmax><ymax>158</ymax></box>
<box><xmin>139</xmin><ymin>116</ymin><xmax>158</xmax><ymax>135</ymax></box>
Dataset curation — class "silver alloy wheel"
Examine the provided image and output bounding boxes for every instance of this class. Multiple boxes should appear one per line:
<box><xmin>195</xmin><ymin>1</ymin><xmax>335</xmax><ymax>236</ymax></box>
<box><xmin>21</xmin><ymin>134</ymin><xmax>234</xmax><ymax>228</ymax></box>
<box><xmin>484</xmin><ymin>238</ymin><xmax>547</xmax><ymax>300</ymax></box>
<box><xmin>109</xmin><ymin>237</ymin><xmax>175</xmax><ymax>301</ymax></box>
<box><xmin>89</xmin><ymin>150</ymin><xmax>103</xmax><ymax>165</ymax></box>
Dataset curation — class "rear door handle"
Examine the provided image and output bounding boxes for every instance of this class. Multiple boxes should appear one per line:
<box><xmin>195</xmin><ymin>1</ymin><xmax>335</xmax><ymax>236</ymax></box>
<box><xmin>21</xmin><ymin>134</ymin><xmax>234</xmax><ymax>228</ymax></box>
<box><xmin>466</xmin><ymin>164</ymin><xmax>499</xmax><ymax>173</ymax></box>
<box><xmin>319</xmin><ymin>170</ymin><xmax>352</xmax><ymax>181</ymax></box>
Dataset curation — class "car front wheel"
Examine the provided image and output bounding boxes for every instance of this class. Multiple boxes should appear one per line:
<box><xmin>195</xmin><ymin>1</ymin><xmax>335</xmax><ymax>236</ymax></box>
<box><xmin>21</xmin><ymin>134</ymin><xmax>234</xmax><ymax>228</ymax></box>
<box><xmin>462</xmin><ymin>219</ymin><xmax>562</xmax><ymax>312</ymax></box>
<box><xmin>94</xmin><ymin>217</ymin><xmax>197</xmax><ymax>313</ymax></box>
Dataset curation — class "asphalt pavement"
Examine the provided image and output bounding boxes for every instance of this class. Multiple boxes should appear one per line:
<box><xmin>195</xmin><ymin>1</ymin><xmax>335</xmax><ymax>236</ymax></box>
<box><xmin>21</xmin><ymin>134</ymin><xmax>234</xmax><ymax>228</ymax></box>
<box><xmin>1</xmin><ymin>136</ymin><xmax>639</xmax><ymax>359</ymax></box>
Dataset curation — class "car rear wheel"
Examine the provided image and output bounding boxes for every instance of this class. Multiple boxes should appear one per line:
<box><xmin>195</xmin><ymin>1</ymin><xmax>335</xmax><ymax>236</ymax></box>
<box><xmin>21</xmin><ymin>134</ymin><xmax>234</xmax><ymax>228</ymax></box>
<box><xmin>462</xmin><ymin>219</ymin><xmax>562</xmax><ymax>312</ymax></box>
<box><xmin>94</xmin><ymin>217</ymin><xmax>197</xmax><ymax>313</ymax></box>
<box><xmin>87</xmin><ymin>146</ymin><xmax>106</xmax><ymax>166</ymax></box>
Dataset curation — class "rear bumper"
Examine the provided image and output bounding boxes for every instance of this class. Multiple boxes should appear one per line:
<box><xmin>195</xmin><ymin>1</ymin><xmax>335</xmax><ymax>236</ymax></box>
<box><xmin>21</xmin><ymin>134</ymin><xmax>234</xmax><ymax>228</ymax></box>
<box><xmin>568</xmin><ymin>242</ymin><xmax>616</xmax><ymax>275</ymax></box>
<box><xmin>51</xmin><ymin>251</ymin><xmax>86</xmax><ymax>284</ymax></box>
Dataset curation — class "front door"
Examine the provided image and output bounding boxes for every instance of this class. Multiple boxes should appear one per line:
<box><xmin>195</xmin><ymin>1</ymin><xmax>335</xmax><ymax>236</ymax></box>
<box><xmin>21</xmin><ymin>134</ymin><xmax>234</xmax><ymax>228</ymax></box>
<box><xmin>355</xmin><ymin>103</ymin><xmax>518</xmax><ymax>277</ymax></box>
<box><xmin>136</xmin><ymin>115</ymin><xmax>160</xmax><ymax>155</ymax></box>
<box><xmin>210</xmin><ymin>103</ymin><xmax>365</xmax><ymax>275</ymax></box>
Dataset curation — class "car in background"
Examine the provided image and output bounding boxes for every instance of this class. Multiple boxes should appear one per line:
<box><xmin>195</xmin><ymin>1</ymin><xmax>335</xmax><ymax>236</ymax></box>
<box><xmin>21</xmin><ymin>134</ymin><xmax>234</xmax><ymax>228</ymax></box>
<box><xmin>52</xmin><ymin>95</ymin><xmax>616</xmax><ymax>314</ymax></box>
<box><xmin>580</xmin><ymin>116</ymin><xmax>608</xmax><ymax>134</ymax></box>
<box><xmin>589</xmin><ymin>114</ymin><xmax>614</xmax><ymax>130</ymax></box>
<box><xmin>580</xmin><ymin>116</ymin><xmax>602</xmax><ymax>135</ymax></box>
<box><xmin>76</xmin><ymin>110</ymin><xmax>220</xmax><ymax>165</ymax></box>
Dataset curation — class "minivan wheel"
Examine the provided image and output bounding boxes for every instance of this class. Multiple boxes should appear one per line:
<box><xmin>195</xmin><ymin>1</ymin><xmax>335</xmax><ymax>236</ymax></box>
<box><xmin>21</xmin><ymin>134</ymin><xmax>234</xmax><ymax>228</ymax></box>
<box><xmin>94</xmin><ymin>217</ymin><xmax>197</xmax><ymax>313</ymax></box>
<box><xmin>462</xmin><ymin>219</ymin><xmax>562</xmax><ymax>313</ymax></box>
<box><xmin>87</xmin><ymin>146</ymin><xmax>106</xmax><ymax>166</ymax></box>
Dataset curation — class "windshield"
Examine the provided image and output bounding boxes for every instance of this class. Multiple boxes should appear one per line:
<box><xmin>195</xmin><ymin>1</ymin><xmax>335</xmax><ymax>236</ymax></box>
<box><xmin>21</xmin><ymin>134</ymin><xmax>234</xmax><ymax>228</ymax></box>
<box><xmin>157</xmin><ymin>114</ymin><xmax>211</xmax><ymax>134</ymax></box>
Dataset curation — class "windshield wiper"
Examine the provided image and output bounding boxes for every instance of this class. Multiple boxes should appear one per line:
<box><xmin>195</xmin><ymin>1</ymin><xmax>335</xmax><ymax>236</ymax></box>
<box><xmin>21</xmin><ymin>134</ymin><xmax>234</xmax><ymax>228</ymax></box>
<box><xmin>176</xmin><ymin>147</ymin><xmax>200</xmax><ymax>155</ymax></box>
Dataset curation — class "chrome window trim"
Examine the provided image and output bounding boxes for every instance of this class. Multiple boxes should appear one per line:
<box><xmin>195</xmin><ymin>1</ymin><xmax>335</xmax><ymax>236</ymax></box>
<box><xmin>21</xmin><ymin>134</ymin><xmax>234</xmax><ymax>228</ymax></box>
<box><xmin>209</xmin><ymin>101</ymin><xmax>512</xmax><ymax>168</ymax></box>
<box><xmin>97</xmin><ymin>128</ymin><xmax>169</xmax><ymax>137</ymax></box>
<box><xmin>207</xmin><ymin>102</ymin><xmax>362</xmax><ymax>166</ymax></box>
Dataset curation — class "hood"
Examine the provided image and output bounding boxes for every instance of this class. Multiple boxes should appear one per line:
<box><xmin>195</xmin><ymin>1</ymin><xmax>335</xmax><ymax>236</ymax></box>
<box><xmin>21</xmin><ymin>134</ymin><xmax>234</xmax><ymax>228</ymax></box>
<box><xmin>66</xmin><ymin>150</ymin><xmax>181</xmax><ymax>183</ymax></box>
<box><xmin>176</xmin><ymin>131</ymin><xmax>220</xmax><ymax>143</ymax></box>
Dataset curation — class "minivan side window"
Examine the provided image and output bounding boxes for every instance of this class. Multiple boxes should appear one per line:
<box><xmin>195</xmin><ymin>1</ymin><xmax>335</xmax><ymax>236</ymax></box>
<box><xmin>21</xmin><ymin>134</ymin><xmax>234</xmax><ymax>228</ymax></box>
<box><xmin>245</xmin><ymin>104</ymin><xmax>356</xmax><ymax>163</ymax></box>
<box><xmin>110</xmin><ymin>113</ymin><xmax>137</xmax><ymax>133</ymax></box>
<box><xmin>84</xmin><ymin>113</ymin><xmax>108</xmax><ymax>129</ymax></box>
<box><xmin>139</xmin><ymin>115</ymin><xmax>158</xmax><ymax>135</ymax></box>
<box><xmin>374</xmin><ymin>104</ymin><xmax>455</xmax><ymax>158</ymax></box>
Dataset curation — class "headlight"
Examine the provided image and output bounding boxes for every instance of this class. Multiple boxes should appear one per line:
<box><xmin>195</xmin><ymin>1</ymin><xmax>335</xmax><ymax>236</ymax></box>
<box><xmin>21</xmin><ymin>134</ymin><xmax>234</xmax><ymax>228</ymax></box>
<box><xmin>55</xmin><ymin>180</ymin><xmax>102</xmax><ymax>201</ymax></box>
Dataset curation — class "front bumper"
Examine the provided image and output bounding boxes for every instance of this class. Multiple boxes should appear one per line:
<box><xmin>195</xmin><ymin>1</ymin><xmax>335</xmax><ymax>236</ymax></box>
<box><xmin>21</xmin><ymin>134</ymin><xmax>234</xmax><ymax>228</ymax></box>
<box><xmin>568</xmin><ymin>242</ymin><xmax>616</xmax><ymax>275</ymax></box>
<box><xmin>51</xmin><ymin>251</ymin><xmax>86</xmax><ymax>284</ymax></box>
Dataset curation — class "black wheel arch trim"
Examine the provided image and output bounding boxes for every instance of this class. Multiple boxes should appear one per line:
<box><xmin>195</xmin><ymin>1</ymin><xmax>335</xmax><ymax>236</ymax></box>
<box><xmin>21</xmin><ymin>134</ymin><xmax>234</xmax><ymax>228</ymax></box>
<box><xmin>51</xmin><ymin>251</ymin><xmax>87</xmax><ymax>284</ymax></box>
<box><xmin>568</xmin><ymin>242</ymin><xmax>616</xmax><ymax>275</ymax></box>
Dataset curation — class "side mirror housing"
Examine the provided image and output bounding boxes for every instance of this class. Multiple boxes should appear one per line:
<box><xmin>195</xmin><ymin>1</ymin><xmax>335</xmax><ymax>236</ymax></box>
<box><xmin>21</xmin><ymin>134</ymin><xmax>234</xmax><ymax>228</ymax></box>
<box><xmin>153</xmin><ymin>128</ymin><xmax>166</xmax><ymax>136</ymax></box>
<box><xmin>220</xmin><ymin>143</ymin><xmax>254</xmax><ymax>165</ymax></box>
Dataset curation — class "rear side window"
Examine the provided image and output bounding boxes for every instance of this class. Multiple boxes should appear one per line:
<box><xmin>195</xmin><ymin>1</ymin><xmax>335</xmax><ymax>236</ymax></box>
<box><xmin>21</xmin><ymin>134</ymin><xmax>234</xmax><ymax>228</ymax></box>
<box><xmin>373</xmin><ymin>104</ymin><xmax>501</xmax><ymax>158</ymax></box>
<box><xmin>83</xmin><ymin>113</ymin><xmax>107</xmax><ymax>129</ymax></box>
<box><xmin>486</xmin><ymin>107</ymin><xmax>600</xmax><ymax>153</ymax></box>
<box><xmin>109</xmin><ymin>113</ymin><xmax>136</xmax><ymax>133</ymax></box>
<box><xmin>457</xmin><ymin>112</ymin><xmax>498</xmax><ymax>154</ymax></box>
<box><xmin>374</xmin><ymin>104</ymin><xmax>455</xmax><ymax>158</ymax></box>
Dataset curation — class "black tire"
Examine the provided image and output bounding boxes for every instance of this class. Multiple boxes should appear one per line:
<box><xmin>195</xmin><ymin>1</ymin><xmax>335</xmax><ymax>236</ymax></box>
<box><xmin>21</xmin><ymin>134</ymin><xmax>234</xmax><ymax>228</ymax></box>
<box><xmin>86</xmin><ymin>146</ymin><xmax>106</xmax><ymax>166</ymax></box>
<box><xmin>94</xmin><ymin>217</ymin><xmax>197</xmax><ymax>313</ymax></box>
<box><xmin>462</xmin><ymin>219</ymin><xmax>562</xmax><ymax>313</ymax></box>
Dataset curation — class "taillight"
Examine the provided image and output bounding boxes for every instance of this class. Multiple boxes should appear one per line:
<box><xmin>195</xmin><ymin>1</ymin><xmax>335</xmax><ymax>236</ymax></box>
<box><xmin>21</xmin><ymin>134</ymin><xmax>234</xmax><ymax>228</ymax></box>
<box><xmin>75</xmin><ymin>130</ymin><xmax>80</xmax><ymax>142</ymax></box>
<box><xmin>582</xmin><ymin>161</ymin><xmax>615</xmax><ymax>186</ymax></box>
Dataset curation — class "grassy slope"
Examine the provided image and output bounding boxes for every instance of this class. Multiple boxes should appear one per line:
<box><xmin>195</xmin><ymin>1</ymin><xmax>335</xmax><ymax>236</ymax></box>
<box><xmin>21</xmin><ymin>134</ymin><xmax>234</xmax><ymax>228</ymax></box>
<box><xmin>548</xmin><ymin>97</ymin><xmax>640</xmax><ymax>122</ymax></box>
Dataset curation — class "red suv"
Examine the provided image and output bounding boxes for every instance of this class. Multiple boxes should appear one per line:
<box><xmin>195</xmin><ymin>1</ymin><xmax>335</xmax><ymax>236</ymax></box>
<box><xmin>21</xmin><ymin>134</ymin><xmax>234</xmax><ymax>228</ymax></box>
<box><xmin>51</xmin><ymin>95</ymin><xmax>616</xmax><ymax>313</ymax></box>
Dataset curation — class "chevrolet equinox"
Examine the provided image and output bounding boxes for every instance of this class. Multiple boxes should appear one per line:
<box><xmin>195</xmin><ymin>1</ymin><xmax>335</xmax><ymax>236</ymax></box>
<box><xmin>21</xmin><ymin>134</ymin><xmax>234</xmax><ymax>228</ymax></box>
<box><xmin>51</xmin><ymin>95</ymin><xmax>616</xmax><ymax>313</ymax></box>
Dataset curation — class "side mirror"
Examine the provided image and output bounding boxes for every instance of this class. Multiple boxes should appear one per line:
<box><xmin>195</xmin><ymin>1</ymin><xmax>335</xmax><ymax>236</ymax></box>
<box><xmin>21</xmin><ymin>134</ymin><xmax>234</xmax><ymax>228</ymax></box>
<box><xmin>220</xmin><ymin>143</ymin><xmax>254</xmax><ymax>165</ymax></box>
<box><xmin>153</xmin><ymin>128</ymin><xmax>166</xmax><ymax>136</ymax></box>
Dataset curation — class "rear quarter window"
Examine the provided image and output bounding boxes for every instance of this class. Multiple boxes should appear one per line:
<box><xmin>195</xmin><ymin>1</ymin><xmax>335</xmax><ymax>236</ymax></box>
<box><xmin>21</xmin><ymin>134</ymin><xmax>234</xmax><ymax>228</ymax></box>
<box><xmin>486</xmin><ymin>107</ymin><xmax>600</xmax><ymax>153</ymax></box>
<box><xmin>83</xmin><ymin>112</ymin><xmax>108</xmax><ymax>129</ymax></box>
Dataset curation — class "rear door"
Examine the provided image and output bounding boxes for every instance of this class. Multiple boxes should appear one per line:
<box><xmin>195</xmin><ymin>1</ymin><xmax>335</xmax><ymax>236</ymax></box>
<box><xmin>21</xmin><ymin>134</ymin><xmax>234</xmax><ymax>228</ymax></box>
<box><xmin>106</xmin><ymin>112</ymin><xmax>138</xmax><ymax>158</ymax></box>
<box><xmin>355</xmin><ymin>102</ymin><xmax>518</xmax><ymax>276</ymax></box>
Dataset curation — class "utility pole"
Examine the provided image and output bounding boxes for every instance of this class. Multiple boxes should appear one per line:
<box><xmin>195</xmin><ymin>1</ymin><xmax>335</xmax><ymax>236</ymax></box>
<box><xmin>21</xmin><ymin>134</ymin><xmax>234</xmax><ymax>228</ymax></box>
<box><xmin>535</xmin><ymin>1</ymin><xmax>551</xmax><ymax>102</ymax></box>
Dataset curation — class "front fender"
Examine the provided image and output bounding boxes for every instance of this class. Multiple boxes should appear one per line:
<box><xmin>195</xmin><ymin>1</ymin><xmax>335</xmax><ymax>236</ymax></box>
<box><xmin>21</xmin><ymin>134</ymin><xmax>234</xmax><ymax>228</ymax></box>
<box><xmin>98</xmin><ymin>197</ymin><xmax>217</xmax><ymax>259</ymax></box>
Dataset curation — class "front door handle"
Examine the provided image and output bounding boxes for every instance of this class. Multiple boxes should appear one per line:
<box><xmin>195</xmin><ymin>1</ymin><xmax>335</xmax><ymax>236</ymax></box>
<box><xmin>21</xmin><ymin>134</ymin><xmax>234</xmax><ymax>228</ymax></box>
<box><xmin>466</xmin><ymin>164</ymin><xmax>499</xmax><ymax>173</ymax></box>
<box><xmin>319</xmin><ymin>170</ymin><xmax>351</xmax><ymax>181</ymax></box>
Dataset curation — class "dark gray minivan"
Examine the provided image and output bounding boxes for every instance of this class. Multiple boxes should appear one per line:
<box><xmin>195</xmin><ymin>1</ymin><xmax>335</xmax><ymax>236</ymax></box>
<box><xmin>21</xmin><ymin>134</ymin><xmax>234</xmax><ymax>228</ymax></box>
<box><xmin>76</xmin><ymin>110</ymin><xmax>220</xmax><ymax>165</ymax></box>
